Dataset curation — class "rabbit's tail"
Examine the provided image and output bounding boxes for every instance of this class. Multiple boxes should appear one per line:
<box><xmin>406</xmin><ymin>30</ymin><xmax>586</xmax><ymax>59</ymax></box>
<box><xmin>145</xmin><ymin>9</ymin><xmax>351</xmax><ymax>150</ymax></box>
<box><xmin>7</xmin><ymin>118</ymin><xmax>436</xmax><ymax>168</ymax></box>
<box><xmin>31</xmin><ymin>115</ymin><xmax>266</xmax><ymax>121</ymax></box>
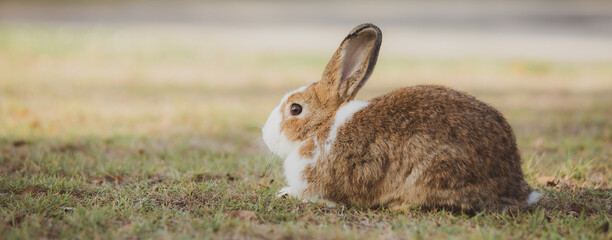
<box><xmin>527</xmin><ymin>191</ymin><xmax>541</xmax><ymax>205</ymax></box>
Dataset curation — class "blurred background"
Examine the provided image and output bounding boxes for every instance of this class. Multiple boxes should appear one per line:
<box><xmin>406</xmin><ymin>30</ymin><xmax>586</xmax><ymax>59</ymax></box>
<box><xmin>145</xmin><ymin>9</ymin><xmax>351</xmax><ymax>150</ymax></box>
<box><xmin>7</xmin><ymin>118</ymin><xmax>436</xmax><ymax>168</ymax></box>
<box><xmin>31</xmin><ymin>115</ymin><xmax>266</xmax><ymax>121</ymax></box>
<box><xmin>1</xmin><ymin>2</ymin><xmax>610</xmax><ymax>238</ymax></box>
<box><xmin>1</xmin><ymin>0</ymin><xmax>610</xmax><ymax>181</ymax></box>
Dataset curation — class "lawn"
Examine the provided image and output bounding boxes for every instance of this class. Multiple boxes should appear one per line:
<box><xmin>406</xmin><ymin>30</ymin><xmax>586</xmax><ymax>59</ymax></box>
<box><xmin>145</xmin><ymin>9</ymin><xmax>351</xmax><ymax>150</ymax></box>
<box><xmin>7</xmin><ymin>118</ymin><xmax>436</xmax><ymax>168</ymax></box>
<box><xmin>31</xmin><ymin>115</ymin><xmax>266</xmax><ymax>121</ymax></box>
<box><xmin>0</xmin><ymin>24</ymin><xmax>610</xmax><ymax>239</ymax></box>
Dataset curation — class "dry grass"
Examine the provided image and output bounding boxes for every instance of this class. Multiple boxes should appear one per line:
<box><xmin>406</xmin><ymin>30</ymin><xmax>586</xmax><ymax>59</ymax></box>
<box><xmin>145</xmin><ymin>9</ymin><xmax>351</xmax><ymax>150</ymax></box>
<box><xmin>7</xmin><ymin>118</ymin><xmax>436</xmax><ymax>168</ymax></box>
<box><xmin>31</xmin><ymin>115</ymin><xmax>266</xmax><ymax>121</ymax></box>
<box><xmin>0</xmin><ymin>24</ymin><xmax>610</xmax><ymax>239</ymax></box>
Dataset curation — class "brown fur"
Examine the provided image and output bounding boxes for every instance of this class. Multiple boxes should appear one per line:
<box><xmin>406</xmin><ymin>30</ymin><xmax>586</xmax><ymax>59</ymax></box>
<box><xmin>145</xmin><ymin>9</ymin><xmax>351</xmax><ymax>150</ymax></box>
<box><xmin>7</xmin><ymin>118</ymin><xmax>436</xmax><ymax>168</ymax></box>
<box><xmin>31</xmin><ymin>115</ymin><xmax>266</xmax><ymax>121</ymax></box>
<box><xmin>305</xmin><ymin>86</ymin><xmax>531</xmax><ymax>212</ymax></box>
<box><xmin>274</xmin><ymin>23</ymin><xmax>531</xmax><ymax>212</ymax></box>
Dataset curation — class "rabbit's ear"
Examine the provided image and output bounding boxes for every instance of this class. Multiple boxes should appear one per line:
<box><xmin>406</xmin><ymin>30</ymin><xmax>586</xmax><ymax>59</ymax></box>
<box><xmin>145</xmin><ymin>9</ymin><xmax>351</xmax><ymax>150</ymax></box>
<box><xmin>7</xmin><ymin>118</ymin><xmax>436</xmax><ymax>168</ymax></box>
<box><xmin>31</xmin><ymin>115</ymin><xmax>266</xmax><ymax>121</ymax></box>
<box><xmin>320</xmin><ymin>23</ymin><xmax>382</xmax><ymax>103</ymax></box>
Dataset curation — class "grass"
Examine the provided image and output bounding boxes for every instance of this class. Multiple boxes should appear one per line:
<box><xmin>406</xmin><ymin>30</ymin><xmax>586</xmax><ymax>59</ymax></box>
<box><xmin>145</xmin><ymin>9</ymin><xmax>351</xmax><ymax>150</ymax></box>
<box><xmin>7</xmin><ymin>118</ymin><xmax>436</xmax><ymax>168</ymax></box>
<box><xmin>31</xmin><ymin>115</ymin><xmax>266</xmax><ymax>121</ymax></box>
<box><xmin>0</xmin><ymin>24</ymin><xmax>611</xmax><ymax>239</ymax></box>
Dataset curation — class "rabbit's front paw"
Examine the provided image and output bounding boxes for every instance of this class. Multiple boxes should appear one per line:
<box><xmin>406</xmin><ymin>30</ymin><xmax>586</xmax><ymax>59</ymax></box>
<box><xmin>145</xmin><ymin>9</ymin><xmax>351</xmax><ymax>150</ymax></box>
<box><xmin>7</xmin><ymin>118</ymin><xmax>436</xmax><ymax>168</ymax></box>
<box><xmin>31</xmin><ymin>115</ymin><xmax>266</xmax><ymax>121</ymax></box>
<box><xmin>277</xmin><ymin>187</ymin><xmax>291</xmax><ymax>198</ymax></box>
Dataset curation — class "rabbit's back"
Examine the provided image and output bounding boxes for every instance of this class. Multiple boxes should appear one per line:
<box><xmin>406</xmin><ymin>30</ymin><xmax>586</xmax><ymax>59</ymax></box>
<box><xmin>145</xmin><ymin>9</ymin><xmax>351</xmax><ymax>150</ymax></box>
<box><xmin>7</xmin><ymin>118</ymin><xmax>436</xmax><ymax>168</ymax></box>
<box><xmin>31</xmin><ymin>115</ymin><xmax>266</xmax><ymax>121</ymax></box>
<box><xmin>308</xmin><ymin>85</ymin><xmax>531</xmax><ymax>212</ymax></box>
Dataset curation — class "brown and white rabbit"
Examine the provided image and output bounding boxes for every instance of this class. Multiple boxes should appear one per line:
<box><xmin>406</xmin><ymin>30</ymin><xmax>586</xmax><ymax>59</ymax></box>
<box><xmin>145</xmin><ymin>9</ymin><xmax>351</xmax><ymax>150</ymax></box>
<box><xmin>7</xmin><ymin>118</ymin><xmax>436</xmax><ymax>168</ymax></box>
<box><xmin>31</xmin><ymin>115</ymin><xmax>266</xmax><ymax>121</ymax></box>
<box><xmin>262</xmin><ymin>23</ymin><xmax>540</xmax><ymax>212</ymax></box>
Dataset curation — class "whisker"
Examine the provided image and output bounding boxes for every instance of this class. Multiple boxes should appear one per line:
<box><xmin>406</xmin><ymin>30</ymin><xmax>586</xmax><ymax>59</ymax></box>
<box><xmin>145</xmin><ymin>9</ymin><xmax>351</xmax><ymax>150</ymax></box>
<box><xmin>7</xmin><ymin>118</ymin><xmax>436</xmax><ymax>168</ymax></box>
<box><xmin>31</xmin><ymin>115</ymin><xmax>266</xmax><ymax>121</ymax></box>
<box><xmin>248</xmin><ymin>135</ymin><xmax>281</xmax><ymax>180</ymax></box>
<box><xmin>247</xmin><ymin>136</ymin><xmax>266</xmax><ymax>151</ymax></box>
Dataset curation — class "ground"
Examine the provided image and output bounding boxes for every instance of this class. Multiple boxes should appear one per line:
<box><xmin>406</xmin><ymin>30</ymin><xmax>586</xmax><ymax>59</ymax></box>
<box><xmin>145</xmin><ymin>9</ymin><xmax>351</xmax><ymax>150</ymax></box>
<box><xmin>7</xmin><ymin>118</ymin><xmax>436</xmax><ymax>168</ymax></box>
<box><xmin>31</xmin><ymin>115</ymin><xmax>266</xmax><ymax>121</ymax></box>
<box><xmin>0</xmin><ymin>2</ymin><xmax>611</xmax><ymax>239</ymax></box>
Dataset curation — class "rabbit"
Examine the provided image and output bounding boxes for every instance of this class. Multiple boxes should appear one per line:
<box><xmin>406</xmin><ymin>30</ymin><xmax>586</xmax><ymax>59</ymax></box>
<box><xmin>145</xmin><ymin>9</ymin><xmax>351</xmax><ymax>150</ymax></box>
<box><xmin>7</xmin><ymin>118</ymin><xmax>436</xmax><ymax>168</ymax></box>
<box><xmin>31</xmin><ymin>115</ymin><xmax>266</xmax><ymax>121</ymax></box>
<box><xmin>262</xmin><ymin>23</ymin><xmax>540</xmax><ymax>212</ymax></box>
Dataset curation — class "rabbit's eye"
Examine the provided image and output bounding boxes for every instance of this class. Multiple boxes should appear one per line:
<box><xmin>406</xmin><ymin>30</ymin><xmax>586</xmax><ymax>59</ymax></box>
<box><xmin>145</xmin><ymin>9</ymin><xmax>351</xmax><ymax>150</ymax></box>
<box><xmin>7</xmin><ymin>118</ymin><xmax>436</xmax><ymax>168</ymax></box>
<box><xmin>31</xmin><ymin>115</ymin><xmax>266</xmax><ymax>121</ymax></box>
<box><xmin>290</xmin><ymin>103</ymin><xmax>302</xmax><ymax>116</ymax></box>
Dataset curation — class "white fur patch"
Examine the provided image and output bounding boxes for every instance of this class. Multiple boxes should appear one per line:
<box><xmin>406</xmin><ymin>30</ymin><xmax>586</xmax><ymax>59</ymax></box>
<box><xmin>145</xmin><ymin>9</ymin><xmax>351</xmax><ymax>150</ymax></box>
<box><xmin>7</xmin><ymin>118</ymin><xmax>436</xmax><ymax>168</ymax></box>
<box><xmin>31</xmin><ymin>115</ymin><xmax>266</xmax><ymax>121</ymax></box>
<box><xmin>527</xmin><ymin>191</ymin><xmax>541</xmax><ymax>205</ymax></box>
<box><xmin>404</xmin><ymin>165</ymin><xmax>422</xmax><ymax>187</ymax></box>
<box><xmin>280</xmin><ymin>141</ymin><xmax>319</xmax><ymax>198</ymax></box>
<box><xmin>324</xmin><ymin>100</ymin><xmax>370</xmax><ymax>152</ymax></box>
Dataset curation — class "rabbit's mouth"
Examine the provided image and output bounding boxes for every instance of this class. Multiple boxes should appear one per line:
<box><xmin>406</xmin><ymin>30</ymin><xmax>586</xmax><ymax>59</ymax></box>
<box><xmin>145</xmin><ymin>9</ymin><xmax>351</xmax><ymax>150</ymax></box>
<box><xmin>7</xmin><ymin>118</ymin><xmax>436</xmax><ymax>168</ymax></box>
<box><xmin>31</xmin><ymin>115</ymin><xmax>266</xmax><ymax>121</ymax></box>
<box><xmin>262</xmin><ymin>105</ymin><xmax>282</xmax><ymax>156</ymax></box>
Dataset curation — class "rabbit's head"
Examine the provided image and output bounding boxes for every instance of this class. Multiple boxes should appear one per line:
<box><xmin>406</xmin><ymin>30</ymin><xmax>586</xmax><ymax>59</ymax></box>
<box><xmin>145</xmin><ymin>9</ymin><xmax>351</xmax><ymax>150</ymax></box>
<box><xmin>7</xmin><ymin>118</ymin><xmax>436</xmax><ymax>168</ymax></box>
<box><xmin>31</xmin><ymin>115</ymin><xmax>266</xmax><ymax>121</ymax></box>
<box><xmin>262</xmin><ymin>24</ymin><xmax>382</xmax><ymax>158</ymax></box>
